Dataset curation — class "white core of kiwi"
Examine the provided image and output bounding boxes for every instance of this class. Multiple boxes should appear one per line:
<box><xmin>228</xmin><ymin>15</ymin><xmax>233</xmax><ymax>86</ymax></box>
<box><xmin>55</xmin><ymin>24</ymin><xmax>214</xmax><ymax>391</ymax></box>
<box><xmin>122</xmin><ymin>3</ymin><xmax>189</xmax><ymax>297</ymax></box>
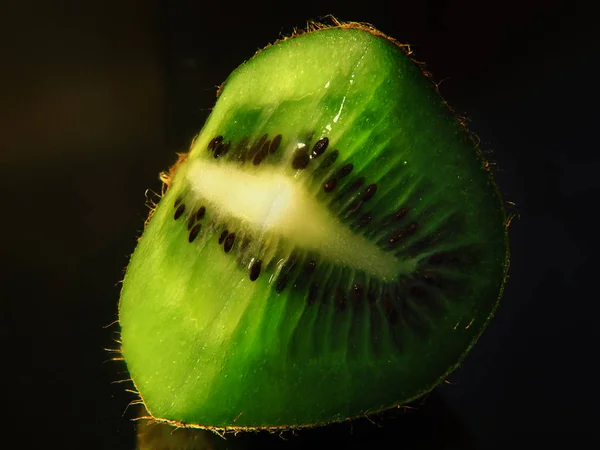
<box><xmin>186</xmin><ymin>158</ymin><xmax>415</xmax><ymax>281</ymax></box>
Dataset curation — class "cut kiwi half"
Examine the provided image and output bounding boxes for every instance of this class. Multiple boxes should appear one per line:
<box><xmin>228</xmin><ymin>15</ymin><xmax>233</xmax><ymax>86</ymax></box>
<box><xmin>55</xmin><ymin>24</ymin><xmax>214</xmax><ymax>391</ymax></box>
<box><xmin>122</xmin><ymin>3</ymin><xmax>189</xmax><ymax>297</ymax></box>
<box><xmin>118</xmin><ymin>21</ymin><xmax>509</xmax><ymax>431</ymax></box>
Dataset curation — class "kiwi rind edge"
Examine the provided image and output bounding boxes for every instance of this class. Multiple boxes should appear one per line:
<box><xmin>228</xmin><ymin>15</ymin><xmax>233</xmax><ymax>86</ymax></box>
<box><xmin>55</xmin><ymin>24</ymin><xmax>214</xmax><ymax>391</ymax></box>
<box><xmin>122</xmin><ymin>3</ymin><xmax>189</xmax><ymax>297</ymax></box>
<box><xmin>121</xmin><ymin>17</ymin><xmax>512</xmax><ymax>434</ymax></box>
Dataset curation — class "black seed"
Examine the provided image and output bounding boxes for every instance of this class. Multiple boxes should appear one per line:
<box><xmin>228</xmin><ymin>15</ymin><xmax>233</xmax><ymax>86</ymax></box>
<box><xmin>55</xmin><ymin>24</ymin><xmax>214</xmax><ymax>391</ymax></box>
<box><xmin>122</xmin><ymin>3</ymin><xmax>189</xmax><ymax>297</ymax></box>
<box><xmin>362</xmin><ymin>184</ymin><xmax>378</xmax><ymax>202</ymax></box>
<box><xmin>208</xmin><ymin>135</ymin><xmax>223</xmax><ymax>151</ymax></box>
<box><xmin>275</xmin><ymin>274</ymin><xmax>288</xmax><ymax>293</ymax></box>
<box><xmin>252</xmin><ymin>148</ymin><xmax>266</xmax><ymax>165</ymax></box>
<box><xmin>353</xmin><ymin>284</ymin><xmax>364</xmax><ymax>301</ymax></box>
<box><xmin>323</xmin><ymin>178</ymin><xmax>337</xmax><ymax>192</ymax></box>
<box><xmin>311</xmin><ymin>137</ymin><xmax>329</xmax><ymax>158</ymax></box>
<box><xmin>214</xmin><ymin>141</ymin><xmax>230</xmax><ymax>158</ymax></box>
<box><xmin>292</xmin><ymin>148</ymin><xmax>310</xmax><ymax>170</ymax></box>
<box><xmin>308</xmin><ymin>283</ymin><xmax>319</xmax><ymax>305</ymax></box>
<box><xmin>249</xmin><ymin>259</ymin><xmax>262</xmax><ymax>281</ymax></box>
<box><xmin>174</xmin><ymin>196</ymin><xmax>182</xmax><ymax>207</ymax></box>
<box><xmin>339</xmin><ymin>163</ymin><xmax>353</xmax><ymax>178</ymax></box>
<box><xmin>270</xmin><ymin>134</ymin><xmax>282</xmax><ymax>153</ymax></box>
<box><xmin>188</xmin><ymin>224</ymin><xmax>201</xmax><ymax>243</ymax></box>
<box><xmin>394</xmin><ymin>207</ymin><xmax>409</xmax><ymax>220</ymax></box>
<box><xmin>257</xmin><ymin>133</ymin><xmax>268</xmax><ymax>148</ymax></box>
<box><xmin>350</xmin><ymin>177</ymin><xmax>365</xmax><ymax>191</ymax></box>
<box><xmin>221</xmin><ymin>141</ymin><xmax>231</xmax><ymax>155</ymax></box>
<box><xmin>224</xmin><ymin>232</ymin><xmax>235</xmax><ymax>253</ymax></box>
<box><xmin>187</xmin><ymin>215</ymin><xmax>196</xmax><ymax>230</ymax></box>
<box><xmin>174</xmin><ymin>204</ymin><xmax>185</xmax><ymax>220</ymax></box>
<box><xmin>389</xmin><ymin>222</ymin><xmax>418</xmax><ymax>245</ymax></box>
<box><xmin>253</xmin><ymin>140</ymin><xmax>270</xmax><ymax>165</ymax></box>
<box><xmin>218</xmin><ymin>230</ymin><xmax>228</xmax><ymax>244</ymax></box>
<box><xmin>195</xmin><ymin>206</ymin><xmax>206</xmax><ymax>220</ymax></box>
<box><xmin>292</xmin><ymin>149</ymin><xmax>310</xmax><ymax>170</ymax></box>
<box><xmin>358</xmin><ymin>213</ymin><xmax>372</xmax><ymax>227</ymax></box>
<box><xmin>248</xmin><ymin>134</ymin><xmax>268</xmax><ymax>160</ymax></box>
<box><xmin>304</xmin><ymin>260</ymin><xmax>316</xmax><ymax>275</ymax></box>
<box><xmin>389</xmin><ymin>229</ymin><xmax>406</xmax><ymax>245</ymax></box>
<box><xmin>262</xmin><ymin>140</ymin><xmax>271</xmax><ymax>156</ymax></box>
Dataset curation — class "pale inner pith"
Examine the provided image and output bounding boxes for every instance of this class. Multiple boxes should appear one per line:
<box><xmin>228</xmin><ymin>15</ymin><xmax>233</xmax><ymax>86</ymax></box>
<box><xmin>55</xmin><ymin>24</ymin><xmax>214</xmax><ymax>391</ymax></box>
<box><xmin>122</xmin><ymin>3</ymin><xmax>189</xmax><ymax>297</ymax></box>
<box><xmin>186</xmin><ymin>159</ymin><xmax>412</xmax><ymax>281</ymax></box>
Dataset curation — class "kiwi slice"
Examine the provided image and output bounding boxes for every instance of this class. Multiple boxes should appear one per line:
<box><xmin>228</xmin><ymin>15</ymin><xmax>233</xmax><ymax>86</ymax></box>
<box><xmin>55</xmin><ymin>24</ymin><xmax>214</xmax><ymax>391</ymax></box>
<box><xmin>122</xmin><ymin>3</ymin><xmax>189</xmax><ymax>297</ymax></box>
<box><xmin>118</xmin><ymin>22</ymin><xmax>509</xmax><ymax>431</ymax></box>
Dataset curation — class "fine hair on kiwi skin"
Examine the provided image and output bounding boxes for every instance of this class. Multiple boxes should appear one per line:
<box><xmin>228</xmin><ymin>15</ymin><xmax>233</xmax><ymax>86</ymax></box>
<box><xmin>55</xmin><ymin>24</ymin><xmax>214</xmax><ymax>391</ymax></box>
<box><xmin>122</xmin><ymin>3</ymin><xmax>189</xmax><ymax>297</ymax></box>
<box><xmin>117</xmin><ymin>16</ymin><xmax>511</xmax><ymax>434</ymax></box>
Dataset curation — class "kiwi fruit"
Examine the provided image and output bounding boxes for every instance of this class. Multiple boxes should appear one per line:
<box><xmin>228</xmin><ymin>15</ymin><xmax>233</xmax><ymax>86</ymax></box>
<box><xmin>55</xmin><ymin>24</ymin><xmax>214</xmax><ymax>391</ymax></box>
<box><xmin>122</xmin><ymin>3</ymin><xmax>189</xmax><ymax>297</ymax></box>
<box><xmin>118</xmin><ymin>21</ymin><xmax>509</xmax><ymax>432</ymax></box>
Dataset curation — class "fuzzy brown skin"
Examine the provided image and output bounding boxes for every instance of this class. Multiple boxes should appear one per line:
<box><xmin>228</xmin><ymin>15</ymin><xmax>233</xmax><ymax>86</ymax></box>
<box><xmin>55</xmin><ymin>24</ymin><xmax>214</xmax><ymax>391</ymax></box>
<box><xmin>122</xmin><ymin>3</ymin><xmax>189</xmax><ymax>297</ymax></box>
<box><xmin>124</xmin><ymin>17</ymin><xmax>512</xmax><ymax>435</ymax></box>
<box><xmin>136</xmin><ymin>413</ymin><xmax>225</xmax><ymax>450</ymax></box>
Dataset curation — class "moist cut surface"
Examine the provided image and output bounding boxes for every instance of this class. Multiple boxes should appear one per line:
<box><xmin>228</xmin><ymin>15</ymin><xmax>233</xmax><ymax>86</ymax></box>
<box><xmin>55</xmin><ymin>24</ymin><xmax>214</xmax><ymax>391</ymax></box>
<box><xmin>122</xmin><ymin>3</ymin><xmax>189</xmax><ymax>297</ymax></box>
<box><xmin>118</xmin><ymin>24</ymin><xmax>509</xmax><ymax>430</ymax></box>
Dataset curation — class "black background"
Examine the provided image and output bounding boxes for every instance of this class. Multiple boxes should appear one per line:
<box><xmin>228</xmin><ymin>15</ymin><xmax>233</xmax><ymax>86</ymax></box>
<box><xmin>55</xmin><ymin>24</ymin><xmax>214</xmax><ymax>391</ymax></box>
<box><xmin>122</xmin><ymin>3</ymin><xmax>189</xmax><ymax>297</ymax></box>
<box><xmin>1</xmin><ymin>0</ymin><xmax>597</xmax><ymax>449</ymax></box>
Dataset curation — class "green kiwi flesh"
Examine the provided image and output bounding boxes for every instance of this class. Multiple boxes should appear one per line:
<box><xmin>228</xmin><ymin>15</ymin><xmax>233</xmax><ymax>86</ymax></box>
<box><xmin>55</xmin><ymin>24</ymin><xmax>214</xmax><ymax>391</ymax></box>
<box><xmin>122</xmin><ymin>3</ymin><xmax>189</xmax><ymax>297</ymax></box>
<box><xmin>118</xmin><ymin>23</ymin><xmax>509</xmax><ymax>430</ymax></box>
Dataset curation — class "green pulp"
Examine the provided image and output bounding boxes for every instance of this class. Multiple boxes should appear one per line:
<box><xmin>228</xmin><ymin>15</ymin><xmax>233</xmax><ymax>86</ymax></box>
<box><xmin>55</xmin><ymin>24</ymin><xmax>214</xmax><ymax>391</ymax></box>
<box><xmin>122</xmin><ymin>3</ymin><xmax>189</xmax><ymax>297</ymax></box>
<box><xmin>119</xmin><ymin>26</ymin><xmax>508</xmax><ymax>429</ymax></box>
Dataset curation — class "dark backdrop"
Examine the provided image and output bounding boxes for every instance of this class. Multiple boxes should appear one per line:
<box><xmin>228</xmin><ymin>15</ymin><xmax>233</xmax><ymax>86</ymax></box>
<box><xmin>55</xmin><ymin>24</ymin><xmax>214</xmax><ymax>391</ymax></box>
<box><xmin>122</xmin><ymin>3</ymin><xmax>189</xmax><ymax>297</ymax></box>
<box><xmin>1</xmin><ymin>1</ymin><xmax>597</xmax><ymax>449</ymax></box>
